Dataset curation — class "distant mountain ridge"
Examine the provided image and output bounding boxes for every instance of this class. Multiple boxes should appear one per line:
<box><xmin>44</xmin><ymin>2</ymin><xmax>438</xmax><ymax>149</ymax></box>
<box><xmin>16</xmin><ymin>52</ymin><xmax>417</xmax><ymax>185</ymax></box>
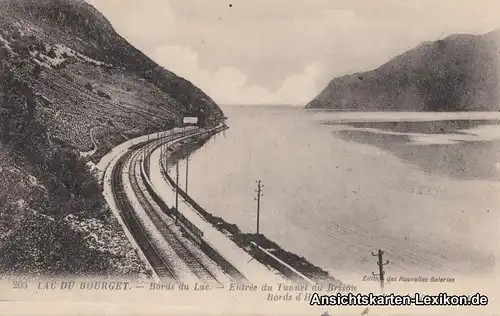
<box><xmin>306</xmin><ymin>30</ymin><xmax>500</xmax><ymax>111</ymax></box>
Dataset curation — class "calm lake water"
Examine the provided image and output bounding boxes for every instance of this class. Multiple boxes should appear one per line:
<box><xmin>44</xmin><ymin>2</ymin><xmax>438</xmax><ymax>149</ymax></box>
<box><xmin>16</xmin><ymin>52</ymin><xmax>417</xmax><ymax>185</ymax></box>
<box><xmin>169</xmin><ymin>106</ymin><xmax>500</xmax><ymax>278</ymax></box>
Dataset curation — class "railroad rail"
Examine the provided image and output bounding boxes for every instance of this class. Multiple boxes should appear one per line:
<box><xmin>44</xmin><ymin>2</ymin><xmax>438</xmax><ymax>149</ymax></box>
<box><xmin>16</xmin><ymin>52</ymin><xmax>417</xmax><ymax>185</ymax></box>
<box><xmin>110</xmin><ymin>151</ymin><xmax>178</xmax><ymax>282</ymax></box>
<box><xmin>110</xmin><ymin>125</ymin><xmax>246</xmax><ymax>285</ymax></box>
<box><xmin>128</xmin><ymin>144</ymin><xmax>222</xmax><ymax>286</ymax></box>
<box><xmin>143</xmin><ymin>141</ymin><xmax>205</xmax><ymax>243</ymax></box>
<box><xmin>142</xmin><ymin>127</ymin><xmax>248</xmax><ymax>283</ymax></box>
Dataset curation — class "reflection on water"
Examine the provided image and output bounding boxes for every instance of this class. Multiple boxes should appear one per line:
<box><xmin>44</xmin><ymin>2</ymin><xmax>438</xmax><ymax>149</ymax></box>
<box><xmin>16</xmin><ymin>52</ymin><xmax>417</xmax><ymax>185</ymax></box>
<box><xmin>332</xmin><ymin>119</ymin><xmax>500</xmax><ymax>135</ymax></box>
<box><xmin>334</xmin><ymin>129</ymin><xmax>500</xmax><ymax>181</ymax></box>
<box><xmin>182</xmin><ymin>106</ymin><xmax>499</xmax><ymax>278</ymax></box>
<box><xmin>331</xmin><ymin>119</ymin><xmax>500</xmax><ymax>181</ymax></box>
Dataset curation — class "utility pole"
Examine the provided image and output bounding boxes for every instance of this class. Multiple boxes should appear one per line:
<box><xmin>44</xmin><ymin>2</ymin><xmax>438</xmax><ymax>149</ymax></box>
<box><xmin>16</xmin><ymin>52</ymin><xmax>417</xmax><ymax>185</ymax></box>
<box><xmin>185</xmin><ymin>154</ymin><xmax>190</xmax><ymax>195</ymax></box>
<box><xmin>372</xmin><ymin>249</ymin><xmax>390</xmax><ymax>293</ymax></box>
<box><xmin>254</xmin><ymin>180</ymin><xmax>264</xmax><ymax>235</ymax></box>
<box><xmin>160</xmin><ymin>130</ymin><xmax>163</xmax><ymax>159</ymax></box>
<box><xmin>175</xmin><ymin>159</ymin><xmax>179</xmax><ymax>225</ymax></box>
<box><xmin>162</xmin><ymin>131</ymin><xmax>167</xmax><ymax>159</ymax></box>
<box><xmin>165</xmin><ymin>130</ymin><xmax>169</xmax><ymax>164</ymax></box>
<box><xmin>144</xmin><ymin>132</ymin><xmax>149</xmax><ymax>160</ymax></box>
<box><xmin>142</xmin><ymin>138</ymin><xmax>146</xmax><ymax>160</ymax></box>
<box><xmin>162</xmin><ymin>129</ymin><xmax>167</xmax><ymax>167</ymax></box>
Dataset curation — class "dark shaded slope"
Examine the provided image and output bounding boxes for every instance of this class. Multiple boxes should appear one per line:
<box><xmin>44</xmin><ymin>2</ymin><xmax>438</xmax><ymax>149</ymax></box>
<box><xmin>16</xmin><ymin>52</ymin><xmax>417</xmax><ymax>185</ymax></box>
<box><xmin>307</xmin><ymin>30</ymin><xmax>500</xmax><ymax>111</ymax></box>
<box><xmin>0</xmin><ymin>0</ymin><xmax>222</xmax><ymax>276</ymax></box>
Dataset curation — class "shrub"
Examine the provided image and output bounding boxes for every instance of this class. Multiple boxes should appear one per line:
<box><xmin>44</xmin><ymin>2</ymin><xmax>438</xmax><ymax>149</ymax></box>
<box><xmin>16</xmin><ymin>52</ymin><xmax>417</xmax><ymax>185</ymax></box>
<box><xmin>102</xmin><ymin>65</ymin><xmax>113</xmax><ymax>75</ymax></box>
<box><xmin>0</xmin><ymin>217</ymin><xmax>111</xmax><ymax>275</ymax></box>
<box><xmin>97</xmin><ymin>89</ymin><xmax>111</xmax><ymax>100</ymax></box>
<box><xmin>10</xmin><ymin>40</ymin><xmax>31</xmax><ymax>59</ymax></box>
<box><xmin>32</xmin><ymin>63</ymin><xmax>42</xmax><ymax>78</ymax></box>
<box><xmin>61</xmin><ymin>72</ymin><xmax>74</xmax><ymax>82</ymax></box>
<box><xmin>47</xmin><ymin>48</ymin><xmax>57</xmax><ymax>58</ymax></box>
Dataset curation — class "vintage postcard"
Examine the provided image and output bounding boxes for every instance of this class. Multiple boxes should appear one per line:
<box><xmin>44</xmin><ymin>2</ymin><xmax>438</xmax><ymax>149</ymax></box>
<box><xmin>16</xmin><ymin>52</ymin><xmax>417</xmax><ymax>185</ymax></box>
<box><xmin>0</xmin><ymin>0</ymin><xmax>499</xmax><ymax>315</ymax></box>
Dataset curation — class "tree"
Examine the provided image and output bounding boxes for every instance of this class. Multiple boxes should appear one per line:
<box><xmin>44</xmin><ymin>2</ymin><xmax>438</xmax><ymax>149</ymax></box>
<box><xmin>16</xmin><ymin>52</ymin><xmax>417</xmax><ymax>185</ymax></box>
<box><xmin>33</xmin><ymin>63</ymin><xmax>42</xmax><ymax>78</ymax></box>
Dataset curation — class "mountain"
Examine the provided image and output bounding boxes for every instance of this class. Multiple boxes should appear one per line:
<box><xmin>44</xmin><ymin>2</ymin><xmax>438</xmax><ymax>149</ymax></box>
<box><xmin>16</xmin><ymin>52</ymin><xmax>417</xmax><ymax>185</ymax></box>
<box><xmin>306</xmin><ymin>30</ymin><xmax>500</xmax><ymax>111</ymax></box>
<box><xmin>0</xmin><ymin>0</ymin><xmax>223</xmax><ymax>276</ymax></box>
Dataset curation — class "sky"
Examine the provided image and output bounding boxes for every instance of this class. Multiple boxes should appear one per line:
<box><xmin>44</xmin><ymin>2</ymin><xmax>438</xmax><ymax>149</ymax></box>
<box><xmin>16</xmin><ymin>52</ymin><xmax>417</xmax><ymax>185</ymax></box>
<box><xmin>85</xmin><ymin>0</ymin><xmax>500</xmax><ymax>106</ymax></box>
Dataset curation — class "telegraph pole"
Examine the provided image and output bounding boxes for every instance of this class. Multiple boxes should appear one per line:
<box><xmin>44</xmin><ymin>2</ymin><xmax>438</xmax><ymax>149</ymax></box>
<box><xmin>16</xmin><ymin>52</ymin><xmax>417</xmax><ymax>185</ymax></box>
<box><xmin>254</xmin><ymin>180</ymin><xmax>264</xmax><ymax>235</ymax></box>
<box><xmin>142</xmin><ymin>138</ymin><xmax>146</xmax><ymax>160</ymax></box>
<box><xmin>175</xmin><ymin>159</ymin><xmax>179</xmax><ymax>225</ymax></box>
<box><xmin>161</xmin><ymin>130</ymin><xmax>164</xmax><ymax>159</ymax></box>
<box><xmin>185</xmin><ymin>154</ymin><xmax>190</xmax><ymax>195</ymax></box>
<box><xmin>163</xmin><ymin>129</ymin><xmax>168</xmax><ymax>167</ymax></box>
<box><xmin>143</xmin><ymin>132</ymin><xmax>148</xmax><ymax>160</ymax></box>
<box><xmin>164</xmin><ymin>130</ymin><xmax>169</xmax><ymax>168</ymax></box>
<box><xmin>372</xmin><ymin>249</ymin><xmax>390</xmax><ymax>293</ymax></box>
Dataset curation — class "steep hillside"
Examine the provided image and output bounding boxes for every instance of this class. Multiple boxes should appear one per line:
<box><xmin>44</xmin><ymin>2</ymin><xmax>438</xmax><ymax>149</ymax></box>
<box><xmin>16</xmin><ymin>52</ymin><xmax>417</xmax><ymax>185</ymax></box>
<box><xmin>307</xmin><ymin>30</ymin><xmax>500</xmax><ymax>111</ymax></box>
<box><xmin>0</xmin><ymin>0</ymin><xmax>223</xmax><ymax>276</ymax></box>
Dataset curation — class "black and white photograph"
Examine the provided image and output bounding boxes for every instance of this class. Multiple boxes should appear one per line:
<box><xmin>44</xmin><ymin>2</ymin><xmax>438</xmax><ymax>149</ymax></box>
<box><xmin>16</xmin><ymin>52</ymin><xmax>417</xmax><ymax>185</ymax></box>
<box><xmin>0</xmin><ymin>0</ymin><xmax>499</xmax><ymax>315</ymax></box>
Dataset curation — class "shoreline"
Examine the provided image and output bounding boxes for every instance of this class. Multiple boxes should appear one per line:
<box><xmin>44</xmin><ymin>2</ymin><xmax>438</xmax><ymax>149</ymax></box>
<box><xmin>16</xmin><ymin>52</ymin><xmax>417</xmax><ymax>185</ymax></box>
<box><xmin>162</xmin><ymin>130</ymin><xmax>344</xmax><ymax>286</ymax></box>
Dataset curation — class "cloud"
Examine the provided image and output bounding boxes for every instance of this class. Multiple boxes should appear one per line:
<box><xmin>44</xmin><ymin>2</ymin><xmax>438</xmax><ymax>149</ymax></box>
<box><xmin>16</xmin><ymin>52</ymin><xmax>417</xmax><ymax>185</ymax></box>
<box><xmin>276</xmin><ymin>64</ymin><xmax>321</xmax><ymax>105</ymax></box>
<box><xmin>86</xmin><ymin>0</ymin><xmax>500</xmax><ymax>105</ymax></box>
<box><xmin>154</xmin><ymin>45</ymin><xmax>320</xmax><ymax>105</ymax></box>
<box><xmin>87</xmin><ymin>0</ymin><xmax>325</xmax><ymax>105</ymax></box>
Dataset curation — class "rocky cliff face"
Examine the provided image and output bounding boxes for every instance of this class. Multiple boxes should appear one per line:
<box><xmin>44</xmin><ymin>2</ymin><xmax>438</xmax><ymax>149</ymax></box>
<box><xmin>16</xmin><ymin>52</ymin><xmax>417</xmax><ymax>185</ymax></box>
<box><xmin>0</xmin><ymin>0</ymin><xmax>222</xmax><ymax>276</ymax></box>
<box><xmin>307</xmin><ymin>30</ymin><xmax>500</xmax><ymax>111</ymax></box>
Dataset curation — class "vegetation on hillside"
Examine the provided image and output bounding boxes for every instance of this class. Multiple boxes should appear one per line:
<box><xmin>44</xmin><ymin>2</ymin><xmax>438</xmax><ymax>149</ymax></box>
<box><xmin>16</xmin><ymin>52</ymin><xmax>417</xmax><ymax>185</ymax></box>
<box><xmin>0</xmin><ymin>57</ymin><xmax>117</xmax><ymax>275</ymax></box>
<box><xmin>307</xmin><ymin>30</ymin><xmax>500</xmax><ymax>111</ymax></box>
<box><xmin>0</xmin><ymin>0</ymin><xmax>223</xmax><ymax>276</ymax></box>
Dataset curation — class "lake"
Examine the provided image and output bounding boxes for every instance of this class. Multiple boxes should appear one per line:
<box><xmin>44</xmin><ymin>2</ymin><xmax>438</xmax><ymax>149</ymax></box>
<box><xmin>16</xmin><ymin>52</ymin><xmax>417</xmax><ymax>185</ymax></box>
<box><xmin>168</xmin><ymin>105</ymin><xmax>500</xmax><ymax>281</ymax></box>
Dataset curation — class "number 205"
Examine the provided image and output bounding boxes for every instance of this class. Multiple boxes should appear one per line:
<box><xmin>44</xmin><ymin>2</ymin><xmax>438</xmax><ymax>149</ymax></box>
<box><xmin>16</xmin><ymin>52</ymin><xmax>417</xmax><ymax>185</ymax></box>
<box><xmin>12</xmin><ymin>280</ymin><xmax>27</xmax><ymax>289</ymax></box>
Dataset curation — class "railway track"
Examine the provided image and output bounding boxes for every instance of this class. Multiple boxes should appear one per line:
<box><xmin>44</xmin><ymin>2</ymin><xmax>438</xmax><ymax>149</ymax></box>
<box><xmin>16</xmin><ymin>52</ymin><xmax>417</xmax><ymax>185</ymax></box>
<box><xmin>127</xmin><ymin>145</ymin><xmax>222</xmax><ymax>286</ymax></box>
<box><xmin>110</xmin><ymin>150</ymin><xmax>178</xmax><ymax>282</ymax></box>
